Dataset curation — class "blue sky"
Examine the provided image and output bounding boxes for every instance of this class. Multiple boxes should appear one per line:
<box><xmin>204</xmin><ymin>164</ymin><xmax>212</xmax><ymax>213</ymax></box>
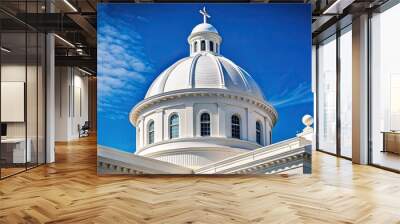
<box><xmin>98</xmin><ymin>3</ymin><xmax>312</xmax><ymax>153</ymax></box>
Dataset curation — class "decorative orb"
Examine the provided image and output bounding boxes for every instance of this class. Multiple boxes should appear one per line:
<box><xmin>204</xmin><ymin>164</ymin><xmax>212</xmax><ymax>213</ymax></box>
<box><xmin>302</xmin><ymin>114</ymin><xmax>313</xmax><ymax>127</ymax></box>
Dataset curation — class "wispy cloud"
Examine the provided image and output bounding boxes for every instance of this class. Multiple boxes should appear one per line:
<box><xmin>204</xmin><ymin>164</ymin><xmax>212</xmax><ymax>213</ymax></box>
<box><xmin>98</xmin><ymin>15</ymin><xmax>153</xmax><ymax>120</ymax></box>
<box><xmin>137</xmin><ymin>16</ymin><xmax>150</xmax><ymax>23</ymax></box>
<box><xmin>269</xmin><ymin>82</ymin><xmax>313</xmax><ymax>108</ymax></box>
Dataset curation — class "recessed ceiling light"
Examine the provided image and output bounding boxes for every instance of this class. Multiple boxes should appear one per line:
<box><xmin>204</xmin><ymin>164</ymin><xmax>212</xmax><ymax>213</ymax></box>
<box><xmin>78</xmin><ymin>67</ymin><xmax>93</xmax><ymax>76</ymax></box>
<box><xmin>54</xmin><ymin>34</ymin><xmax>75</xmax><ymax>48</ymax></box>
<box><xmin>63</xmin><ymin>0</ymin><xmax>78</xmax><ymax>12</ymax></box>
<box><xmin>323</xmin><ymin>0</ymin><xmax>355</xmax><ymax>15</ymax></box>
<box><xmin>1</xmin><ymin>47</ymin><xmax>11</xmax><ymax>53</ymax></box>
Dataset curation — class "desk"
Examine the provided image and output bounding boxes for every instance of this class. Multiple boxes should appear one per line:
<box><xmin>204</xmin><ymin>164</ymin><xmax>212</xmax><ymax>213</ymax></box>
<box><xmin>1</xmin><ymin>138</ymin><xmax>31</xmax><ymax>163</ymax></box>
<box><xmin>382</xmin><ymin>131</ymin><xmax>400</xmax><ymax>155</ymax></box>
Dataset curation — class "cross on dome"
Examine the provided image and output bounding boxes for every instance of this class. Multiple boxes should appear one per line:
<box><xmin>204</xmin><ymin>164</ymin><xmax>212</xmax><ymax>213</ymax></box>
<box><xmin>199</xmin><ymin>6</ymin><xmax>210</xmax><ymax>23</ymax></box>
<box><xmin>189</xmin><ymin>6</ymin><xmax>221</xmax><ymax>56</ymax></box>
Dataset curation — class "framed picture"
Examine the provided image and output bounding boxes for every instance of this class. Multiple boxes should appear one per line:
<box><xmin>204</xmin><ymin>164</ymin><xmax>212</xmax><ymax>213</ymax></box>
<box><xmin>97</xmin><ymin>3</ymin><xmax>312</xmax><ymax>175</ymax></box>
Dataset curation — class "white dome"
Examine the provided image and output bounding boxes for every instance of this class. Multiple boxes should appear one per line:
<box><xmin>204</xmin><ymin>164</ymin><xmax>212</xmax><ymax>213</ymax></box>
<box><xmin>145</xmin><ymin>52</ymin><xmax>265</xmax><ymax>100</ymax></box>
<box><xmin>191</xmin><ymin>23</ymin><xmax>218</xmax><ymax>34</ymax></box>
<box><xmin>129</xmin><ymin>7</ymin><xmax>278</xmax><ymax>170</ymax></box>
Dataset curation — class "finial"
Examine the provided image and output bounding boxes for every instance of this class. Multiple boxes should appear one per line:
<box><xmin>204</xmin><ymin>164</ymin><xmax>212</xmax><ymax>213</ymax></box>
<box><xmin>302</xmin><ymin>114</ymin><xmax>314</xmax><ymax>128</ymax></box>
<box><xmin>199</xmin><ymin>6</ymin><xmax>210</xmax><ymax>24</ymax></box>
<box><xmin>301</xmin><ymin>114</ymin><xmax>314</xmax><ymax>133</ymax></box>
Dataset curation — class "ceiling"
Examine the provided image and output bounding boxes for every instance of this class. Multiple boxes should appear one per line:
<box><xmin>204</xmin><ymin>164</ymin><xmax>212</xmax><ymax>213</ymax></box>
<box><xmin>0</xmin><ymin>0</ymin><xmax>391</xmax><ymax>75</ymax></box>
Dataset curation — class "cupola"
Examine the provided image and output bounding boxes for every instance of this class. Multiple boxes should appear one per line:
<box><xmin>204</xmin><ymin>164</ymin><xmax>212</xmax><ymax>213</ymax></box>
<box><xmin>188</xmin><ymin>7</ymin><xmax>222</xmax><ymax>56</ymax></box>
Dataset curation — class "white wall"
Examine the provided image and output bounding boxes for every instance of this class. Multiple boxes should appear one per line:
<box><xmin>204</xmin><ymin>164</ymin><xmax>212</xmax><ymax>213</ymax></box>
<box><xmin>1</xmin><ymin>65</ymin><xmax>39</xmax><ymax>137</ymax></box>
<box><xmin>135</xmin><ymin>95</ymin><xmax>274</xmax><ymax>151</ymax></box>
<box><xmin>54</xmin><ymin>67</ymin><xmax>89</xmax><ymax>141</ymax></box>
<box><xmin>1</xmin><ymin>63</ymin><xmax>46</xmax><ymax>163</ymax></box>
<box><xmin>1</xmin><ymin>65</ymin><xmax>27</xmax><ymax>140</ymax></box>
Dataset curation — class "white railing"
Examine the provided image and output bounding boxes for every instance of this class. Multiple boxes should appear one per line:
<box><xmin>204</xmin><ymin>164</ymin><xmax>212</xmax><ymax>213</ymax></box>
<box><xmin>98</xmin><ymin>124</ymin><xmax>314</xmax><ymax>175</ymax></box>
<box><xmin>195</xmin><ymin>137</ymin><xmax>311</xmax><ymax>174</ymax></box>
<box><xmin>98</xmin><ymin>145</ymin><xmax>193</xmax><ymax>174</ymax></box>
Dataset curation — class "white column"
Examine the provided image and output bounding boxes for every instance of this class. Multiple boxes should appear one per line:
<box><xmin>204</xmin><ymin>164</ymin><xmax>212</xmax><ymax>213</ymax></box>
<box><xmin>161</xmin><ymin>110</ymin><xmax>165</xmax><ymax>141</ymax></box>
<box><xmin>218</xmin><ymin>103</ymin><xmax>226</xmax><ymax>137</ymax></box>
<box><xmin>263</xmin><ymin>117</ymin><xmax>268</xmax><ymax>146</ymax></box>
<box><xmin>352</xmin><ymin>14</ymin><xmax>369</xmax><ymax>164</ymax></box>
<box><xmin>185</xmin><ymin>103</ymin><xmax>194</xmax><ymax>137</ymax></box>
<box><xmin>245</xmin><ymin>108</ymin><xmax>250</xmax><ymax>141</ymax></box>
<box><xmin>141</xmin><ymin>117</ymin><xmax>145</xmax><ymax>147</ymax></box>
<box><xmin>136</xmin><ymin>120</ymin><xmax>140</xmax><ymax>149</ymax></box>
<box><xmin>46</xmin><ymin>32</ymin><xmax>55</xmax><ymax>163</ymax></box>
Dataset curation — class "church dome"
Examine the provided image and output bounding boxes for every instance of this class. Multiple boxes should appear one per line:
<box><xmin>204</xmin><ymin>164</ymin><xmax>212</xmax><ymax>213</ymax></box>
<box><xmin>130</xmin><ymin>7</ymin><xmax>278</xmax><ymax>169</ymax></box>
<box><xmin>191</xmin><ymin>23</ymin><xmax>218</xmax><ymax>34</ymax></box>
<box><xmin>144</xmin><ymin>7</ymin><xmax>266</xmax><ymax>101</ymax></box>
<box><xmin>145</xmin><ymin>53</ymin><xmax>265</xmax><ymax>100</ymax></box>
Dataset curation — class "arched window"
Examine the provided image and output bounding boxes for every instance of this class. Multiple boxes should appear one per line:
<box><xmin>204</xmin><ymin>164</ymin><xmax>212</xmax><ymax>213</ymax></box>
<box><xmin>231</xmin><ymin>115</ymin><xmax>241</xmax><ymax>139</ymax></box>
<box><xmin>200</xmin><ymin>113</ymin><xmax>211</xmax><ymax>136</ymax></box>
<box><xmin>148</xmin><ymin>120</ymin><xmax>154</xmax><ymax>144</ymax></box>
<box><xmin>169</xmin><ymin>114</ymin><xmax>179</xmax><ymax>139</ymax></box>
<box><xmin>194</xmin><ymin>41</ymin><xmax>198</xmax><ymax>52</ymax></box>
<box><xmin>201</xmin><ymin>40</ymin><xmax>206</xmax><ymax>51</ymax></box>
<box><xmin>256</xmin><ymin>121</ymin><xmax>262</xmax><ymax>144</ymax></box>
<box><xmin>209</xmin><ymin>41</ymin><xmax>214</xmax><ymax>52</ymax></box>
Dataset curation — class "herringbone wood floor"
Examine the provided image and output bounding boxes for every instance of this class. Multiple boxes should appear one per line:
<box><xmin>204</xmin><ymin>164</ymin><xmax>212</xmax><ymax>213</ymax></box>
<box><xmin>1</xmin><ymin>135</ymin><xmax>400</xmax><ymax>224</ymax></box>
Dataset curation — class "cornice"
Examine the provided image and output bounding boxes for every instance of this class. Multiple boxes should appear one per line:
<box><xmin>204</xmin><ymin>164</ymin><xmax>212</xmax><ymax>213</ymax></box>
<box><xmin>130</xmin><ymin>88</ymin><xmax>278</xmax><ymax>127</ymax></box>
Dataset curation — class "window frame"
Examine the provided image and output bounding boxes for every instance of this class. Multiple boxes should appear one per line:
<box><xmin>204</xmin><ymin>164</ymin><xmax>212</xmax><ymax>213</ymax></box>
<box><xmin>315</xmin><ymin>24</ymin><xmax>353</xmax><ymax>161</ymax></box>
<box><xmin>201</xmin><ymin>40</ymin><xmax>206</xmax><ymax>51</ymax></box>
<box><xmin>169</xmin><ymin>113</ymin><xmax>179</xmax><ymax>139</ymax></box>
<box><xmin>231</xmin><ymin>115</ymin><xmax>241</xmax><ymax>139</ymax></box>
<box><xmin>200</xmin><ymin>113</ymin><xmax>211</xmax><ymax>136</ymax></box>
<box><xmin>256</xmin><ymin>121</ymin><xmax>262</xmax><ymax>145</ymax></box>
<box><xmin>147</xmin><ymin>120</ymin><xmax>155</xmax><ymax>145</ymax></box>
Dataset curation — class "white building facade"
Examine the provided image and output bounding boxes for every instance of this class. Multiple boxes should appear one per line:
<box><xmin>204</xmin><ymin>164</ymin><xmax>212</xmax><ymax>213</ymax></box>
<box><xmin>129</xmin><ymin>9</ymin><xmax>278</xmax><ymax>169</ymax></box>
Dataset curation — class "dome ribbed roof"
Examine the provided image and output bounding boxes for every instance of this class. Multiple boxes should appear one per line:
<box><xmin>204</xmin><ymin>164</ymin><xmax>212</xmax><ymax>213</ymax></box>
<box><xmin>145</xmin><ymin>52</ymin><xmax>265</xmax><ymax>100</ymax></box>
<box><xmin>191</xmin><ymin>23</ymin><xmax>218</xmax><ymax>34</ymax></box>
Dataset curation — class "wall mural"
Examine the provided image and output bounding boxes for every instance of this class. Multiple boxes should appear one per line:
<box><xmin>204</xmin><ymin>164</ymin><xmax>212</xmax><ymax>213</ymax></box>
<box><xmin>97</xmin><ymin>3</ymin><xmax>313</xmax><ymax>175</ymax></box>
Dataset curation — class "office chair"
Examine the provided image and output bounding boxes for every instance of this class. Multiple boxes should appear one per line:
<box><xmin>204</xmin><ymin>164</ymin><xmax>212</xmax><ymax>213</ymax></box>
<box><xmin>79</xmin><ymin>121</ymin><xmax>90</xmax><ymax>138</ymax></box>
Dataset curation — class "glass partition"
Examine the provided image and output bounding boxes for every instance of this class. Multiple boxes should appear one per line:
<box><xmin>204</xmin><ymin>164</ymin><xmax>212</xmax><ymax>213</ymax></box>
<box><xmin>317</xmin><ymin>35</ymin><xmax>337</xmax><ymax>154</ymax></box>
<box><xmin>27</xmin><ymin>31</ymin><xmax>38</xmax><ymax>169</ymax></box>
<box><xmin>38</xmin><ymin>32</ymin><xmax>45</xmax><ymax>165</ymax></box>
<box><xmin>1</xmin><ymin>30</ymin><xmax>28</xmax><ymax>177</ymax></box>
<box><xmin>316</xmin><ymin>25</ymin><xmax>354</xmax><ymax>159</ymax></box>
<box><xmin>339</xmin><ymin>26</ymin><xmax>352</xmax><ymax>158</ymax></box>
<box><xmin>370</xmin><ymin>3</ymin><xmax>400</xmax><ymax>171</ymax></box>
<box><xmin>0</xmin><ymin>1</ymin><xmax>46</xmax><ymax>179</ymax></box>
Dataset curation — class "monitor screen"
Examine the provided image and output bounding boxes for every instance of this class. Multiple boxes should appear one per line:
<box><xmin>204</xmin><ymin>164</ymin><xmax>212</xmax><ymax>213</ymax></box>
<box><xmin>1</xmin><ymin>123</ymin><xmax>7</xmax><ymax>137</ymax></box>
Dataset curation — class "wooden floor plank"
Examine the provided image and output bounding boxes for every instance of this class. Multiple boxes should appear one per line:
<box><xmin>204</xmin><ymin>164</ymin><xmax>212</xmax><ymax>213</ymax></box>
<box><xmin>0</xmin><ymin>135</ymin><xmax>399</xmax><ymax>223</ymax></box>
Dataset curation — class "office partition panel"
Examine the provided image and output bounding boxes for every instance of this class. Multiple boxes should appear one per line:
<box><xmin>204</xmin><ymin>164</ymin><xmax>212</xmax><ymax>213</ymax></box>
<box><xmin>339</xmin><ymin>26</ymin><xmax>353</xmax><ymax>159</ymax></box>
<box><xmin>0</xmin><ymin>31</ymin><xmax>28</xmax><ymax>178</ymax></box>
<box><xmin>0</xmin><ymin>1</ymin><xmax>47</xmax><ymax>179</ymax></box>
<box><xmin>370</xmin><ymin>3</ymin><xmax>400</xmax><ymax>171</ymax></box>
<box><xmin>317</xmin><ymin>35</ymin><xmax>337</xmax><ymax>155</ymax></box>
<box><xmin>27</xmin><ymin>31</ymin><xmax>38</xmax><ymax>169</ymax></box>
<box><xmin>316</xmin><ymin>24</ymin><xmax>355</xmax><ymax>160</ymax></box>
